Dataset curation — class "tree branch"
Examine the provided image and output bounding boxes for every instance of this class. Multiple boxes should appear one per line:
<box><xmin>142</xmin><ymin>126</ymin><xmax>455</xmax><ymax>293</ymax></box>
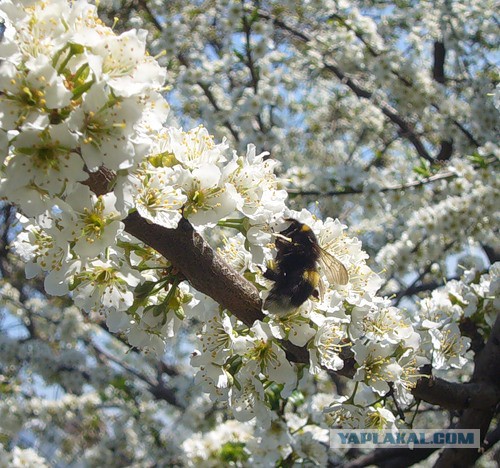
<box><xmin>287</xmin><ymin>171</ymin><xmax>456</xmax><ymax>197</ymax></box>
<box><xmin>342</xmin><ymin>447</ymin><xmax>436</xmax><ymax>468</ymax></box>
<box><xmin>413</xmin><ymin>377</ymin><xmax>500</xmax><ymax>411</ymax></box>
<box><xmin>91</xmin><ymin>340</ymin><xmax>184</xmax><ymax>408</ymax></box>
<box><xmin>122</xmin><ymin>210</ymin><xmax>498</xmax><ymax>410</ymax></box>
<box><xmin>383</xmin><ymin>275</ymin><xmax>460</xmax><ymax>299</ymax></box>
<box><xmin>123</xmin><ymin>212</ymin><xmax>264</xmax><ymax>327</ymax></box>
<box><xmin>433</xmin><ymin>41</ymin><xmax>446</xmax><ymax>84</ymax></box>
<box><xmin>434</xmin><ymin>314</ymin><xmax>500</xmax><ymax>467</ymax></box>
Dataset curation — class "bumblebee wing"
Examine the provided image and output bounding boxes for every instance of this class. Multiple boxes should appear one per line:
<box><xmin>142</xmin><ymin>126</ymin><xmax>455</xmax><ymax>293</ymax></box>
<box><xmin>317</xmin><ymin>248</ymin><xmax>349</xmax><ymax>285</ymax></box>
<box><xmin>317</xmin><ymin>277</ymin><xmax>325</xmax><ymax>300</ymax></box>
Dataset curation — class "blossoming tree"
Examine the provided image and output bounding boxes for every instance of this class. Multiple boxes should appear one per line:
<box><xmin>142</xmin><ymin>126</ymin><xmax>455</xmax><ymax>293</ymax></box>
<box><xmin>0</xmin><ymin>0</ymin><xmax>498</xmax><ymax>466</ymax></box>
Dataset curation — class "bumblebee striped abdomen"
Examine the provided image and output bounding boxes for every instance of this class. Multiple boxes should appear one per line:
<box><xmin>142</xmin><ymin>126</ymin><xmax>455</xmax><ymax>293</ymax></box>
<box><xmin>264</xmin><ymin>267</ymin><xmax>318</xmax><ymax>313</ymax></box>
<box><xmin>302</xmin><ymin>269</ymin><xmax>320</xmax><ymax>289</ymax></box>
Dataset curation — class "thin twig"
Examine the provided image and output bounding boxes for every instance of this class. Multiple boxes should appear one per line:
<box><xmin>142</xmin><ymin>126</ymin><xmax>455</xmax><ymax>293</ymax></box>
<box><xmin>288</xmin><ymin>171</ymin><xmax>456</xmax><ymax>197</ymax></box>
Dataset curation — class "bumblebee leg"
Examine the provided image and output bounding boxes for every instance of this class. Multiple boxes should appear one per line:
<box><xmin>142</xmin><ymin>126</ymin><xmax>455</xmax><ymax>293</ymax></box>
<box><xmin>263</xmin><ymin>260</ymin><xmax>280</xmax><ymax>281</ymax></box>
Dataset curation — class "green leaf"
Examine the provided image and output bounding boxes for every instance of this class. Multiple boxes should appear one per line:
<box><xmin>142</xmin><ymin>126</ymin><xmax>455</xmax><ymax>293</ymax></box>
<box><xmin>218</xmin><ymin>441</ymin><xmax>249</xmax><ymax>463</ymax></box>
<box><xmin>248</xmin><ymin>8</ymin><xmax>260</xmax><ymax>24</ymax></box>
<box><xmin>110</xmin><ymin>375</ymin><xmax>128</xmax><ymax>392</ymax></box>
<box><xmin>265</xmin><ymin>382</ymin><xmax>284</xmax><ymax>411</ymax></box>
<box><xmin>287</xmin><ymin>389</ymin><xmax>305</xmax><ymax>406</ymax></box>
<box><xmin>134</xmin><ymin>281</ymin><xmax>157</xmax><ymax>300</ymax></box>
<box><xmin>173</xmin><ymin>307</ymin><xmax>185</xmax><ymax>320</ymax></box>
<box><xmin>233</xmin><ymin>49</ymin><xmax>246</xmax><ymax>62</ymax></box>
<box><xmin>467</xmin><ymin>152</ymin><xmax>488</xmax><ymax>168</ymax></box>
<box><xmin>413</xmin><ymin>158</ymin><xmax>431</xmax><ymax>177</ymax></box>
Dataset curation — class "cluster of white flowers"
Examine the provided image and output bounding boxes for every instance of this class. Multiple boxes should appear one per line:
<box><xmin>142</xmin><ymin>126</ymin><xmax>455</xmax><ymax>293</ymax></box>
<box><xmin>416</xmin><ymin>263</ymin><xmax>499</xmax><ymax>370</ymax></box>
<box><xmin>0</xmin><ymin>385</ymin><xmax>181</xmax><ymax>466</ymax></box>
<box><xmin>181</xmin><ymin>420</ymin><xmax>253</xmax><ymax>467</ymax></box>
<box><xmin>0</xmin><ymin>286</ymin><xmax>92</xmax><ymax>393</ymax></box>
<box><xmin>1</xmin><ymin>4</ymin><xmax>498</xmax><ymax>464</ymax></box>
<box><xmin>0</xmin><ymin>445</ymin><xmax>49</xmax><ymax>468</ymax></box>
<box><xmin>0</xmin><ymin>274</ymin><xmax>197</xmax><ymax>466</ymax></box>
<box><xmin>0</xmin><ymin>0</ymin><xmax>168</xmax><ymax>213</ymax></box>
<box><xmin>377</xmin><ymin>152</ymin><xmax>499</xmax><ymax>277</ymax></box>
<box><xmin>0</xmin><ymin>0</ymin><xmax>286</xmax><ymax>354</ymax></box>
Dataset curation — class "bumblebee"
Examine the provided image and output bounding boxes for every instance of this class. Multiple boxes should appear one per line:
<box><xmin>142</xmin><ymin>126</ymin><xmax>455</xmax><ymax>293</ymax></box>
<box><xmin>263</xmin><ymin>218</ymin><xmax>349</xmax><ymax>314</ymax></box>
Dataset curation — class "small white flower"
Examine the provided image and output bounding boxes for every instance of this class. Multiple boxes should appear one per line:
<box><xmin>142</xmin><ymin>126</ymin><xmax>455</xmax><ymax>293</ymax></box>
<box><xmin>191</xmin><ymin>311</ymin><xmax>238</xmax><ymax>366</ymax></box>
<box><xmin>230</xmin><ymin>375</ymin><xmax>268</xmax><ymax>424</ymax></box>
<box><xmin>324</xmin><ymin>400</ymin><xmax>364</xmax><ymax>429</ymax></box>
<box><xmin>128</xmin><ymin>323</ymin><xmax>165</xmax><ymax>355</ymax></box>
<box><xmin>88</xmin><ymin>29</ymin><xmax>166</xmax><ymax>98</ymax></box>
<box><xmin>226</xmin><ymin>144</ymin><xmax>287</xmax><ymax>220</ymax></box>
<box><xmin>5</xmin><ymin>124</ymin><xmax>83</xmax><ymax>199</ymax></box>
<box><xmin>59</xmin><ymin>184</ymin><xmax>124</xmax><ymax>259</ymax></box>
<box><xmin>310</xmin><ymin>317</ymin><xmax>347</xmax><ymax>373</ymax></box>
<box><xmin>0</xmin><ymin>56</ymin><xmax>71</xmax><ymax>130</ymax></box>
<box><xmin>234</xmin><ymin>321</ymin><xmax>297</xmax><ymax>397</ymax></box>
<box><xmin>350</xmin><ymin>304</ymin><xmax>418</xmax><ymax>347</ymax></box>
<box><xmin>72</xmin><ymin>254</ymin><xmax>141</xmax><ymax>314</ymax></box>
<box><xmin>267</xmin><ymin>309</ymin><xmax>316</xmax><ymax>347</ymax></box>
<box><xmin>293</xmin><ymin>426</ymin><xmax>329</xmax><ymax>466</ymax></box>
<box><xmin>352</xmin><ymin>342</ymin><xmax>401</xmax><ymax>396</ymax></box>
<box><xmin>134</xmin><ymin>167</ymin><xmax>186</xmax><ymax>229</ymax></box>
<box><xmin>429</xmin><ymin>323</ymin><xmax>471</xmax><ymax>369</ymax></box>
<box><xmin>180</xmin><ymin>164</ymin><xmax>238</xmax><ymax>227</ymax></box>
<box><xmin>166</xmin><ymin>125</ymin><xmax>228</xmax><ymax>169</ymax></box>
<box><xmin>364</xmin><ymin>406</ymin><xmax>397</xmax><ymax>432</ymax></box>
